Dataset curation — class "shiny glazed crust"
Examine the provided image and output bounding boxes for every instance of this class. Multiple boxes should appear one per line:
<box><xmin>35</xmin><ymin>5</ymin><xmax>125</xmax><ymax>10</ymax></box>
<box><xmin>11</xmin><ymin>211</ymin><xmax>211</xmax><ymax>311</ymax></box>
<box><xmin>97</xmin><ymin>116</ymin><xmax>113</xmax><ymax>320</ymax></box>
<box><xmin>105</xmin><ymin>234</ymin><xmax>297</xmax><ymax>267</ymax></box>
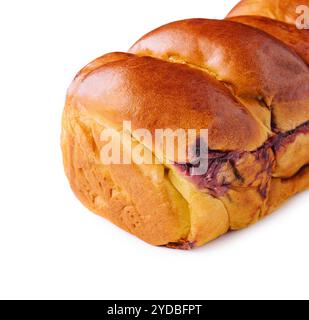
<box><xmin>62</xmin><ymin>0</ymin><xmax>309</xmax><ymax>248</ymax></box>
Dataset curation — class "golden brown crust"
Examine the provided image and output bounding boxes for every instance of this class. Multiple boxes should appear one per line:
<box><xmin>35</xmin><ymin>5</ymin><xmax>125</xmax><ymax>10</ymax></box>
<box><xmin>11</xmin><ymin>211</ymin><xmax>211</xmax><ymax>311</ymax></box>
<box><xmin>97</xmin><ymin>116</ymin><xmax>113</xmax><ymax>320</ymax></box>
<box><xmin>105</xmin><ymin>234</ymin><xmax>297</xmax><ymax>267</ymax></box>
<box><xmin>61</xmin><ymin>1</ymin><xmax>309</xmax><ymax>249</ymax></box>
<box><xmin>273</xmin><ymin>127</ymin><xmax>309</xmax><ymax>178</ymax></box>
<box><xmin>266</xmin><ymin>165</ymin><xmax>309</xmax><ymax>215</ymax></box>
<box><xmin>68</xmin><ymin>52</ymin><xmax>267</xmax><ymax>153</ymax></box>
<box><xmin>227</xmin><ymin>0</ymin><xmax>309</xmax><ymax>24</ymax></box>
<box><xmin>130</xmin><ymin>18</ymin><xmax>309</xmax><ymax>132</ymax></box>
<box><xmin>227</xmin><ymin>15</ymin><xmax>309</xmax><ymax>66</ymax></box>
<box><xmin>62</xmin><ymin>104</ymin><xmax>191</xmax><ymax>246</ymax></box>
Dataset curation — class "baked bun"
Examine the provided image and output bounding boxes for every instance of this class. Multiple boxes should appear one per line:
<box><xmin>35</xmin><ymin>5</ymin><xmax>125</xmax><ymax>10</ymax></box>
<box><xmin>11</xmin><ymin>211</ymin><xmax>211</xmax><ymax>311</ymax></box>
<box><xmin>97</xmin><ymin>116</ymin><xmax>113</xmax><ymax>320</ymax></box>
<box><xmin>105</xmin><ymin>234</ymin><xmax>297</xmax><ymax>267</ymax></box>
<box><xmin>61</xmin><ymin>0</ymin><xmax>309</xmax><ymax>249</ymax></box>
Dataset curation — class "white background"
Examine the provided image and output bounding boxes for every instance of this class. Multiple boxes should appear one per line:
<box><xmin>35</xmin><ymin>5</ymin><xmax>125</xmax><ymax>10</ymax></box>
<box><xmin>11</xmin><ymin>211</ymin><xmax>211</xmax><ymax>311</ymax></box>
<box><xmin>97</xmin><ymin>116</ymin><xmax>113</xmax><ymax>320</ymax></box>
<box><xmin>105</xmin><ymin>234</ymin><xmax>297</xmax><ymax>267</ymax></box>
<box><xmin>0</xmin><ymin>0</ymin><xmax>308</xmax><ymax>300</ymax></box>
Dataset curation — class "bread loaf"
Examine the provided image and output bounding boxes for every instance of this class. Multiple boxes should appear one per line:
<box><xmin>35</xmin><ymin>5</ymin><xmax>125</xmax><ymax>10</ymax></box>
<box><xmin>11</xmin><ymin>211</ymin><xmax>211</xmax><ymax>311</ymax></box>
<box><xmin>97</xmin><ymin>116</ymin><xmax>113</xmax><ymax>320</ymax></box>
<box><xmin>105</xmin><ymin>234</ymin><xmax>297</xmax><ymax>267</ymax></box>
<box><xmin>61</xmin><ymin>0</ymin><xmax>309</xmax><ymax>249</ymax></box>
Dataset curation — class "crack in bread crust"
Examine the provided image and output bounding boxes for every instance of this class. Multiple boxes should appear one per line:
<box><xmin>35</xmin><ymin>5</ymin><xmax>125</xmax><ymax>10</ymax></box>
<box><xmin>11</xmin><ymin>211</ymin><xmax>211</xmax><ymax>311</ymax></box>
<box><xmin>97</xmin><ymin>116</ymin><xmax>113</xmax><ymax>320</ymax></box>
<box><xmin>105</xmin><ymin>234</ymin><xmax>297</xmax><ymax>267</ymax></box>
<box><xmin>175</xmin><ymin>121</ymin><xmax>309</xmax><ymax>194</ymax></box>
